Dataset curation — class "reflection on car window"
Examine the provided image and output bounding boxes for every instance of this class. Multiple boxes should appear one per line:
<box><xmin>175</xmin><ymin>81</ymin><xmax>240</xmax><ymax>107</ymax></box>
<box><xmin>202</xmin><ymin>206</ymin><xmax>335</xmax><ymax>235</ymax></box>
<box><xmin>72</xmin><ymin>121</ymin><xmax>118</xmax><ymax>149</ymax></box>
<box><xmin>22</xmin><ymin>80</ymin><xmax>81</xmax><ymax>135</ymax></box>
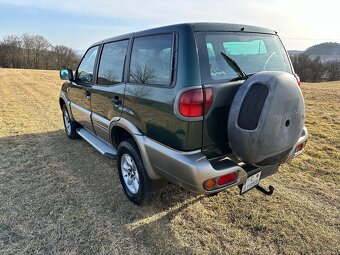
<box><xmin>223</xmin><ymin>40</ymin><xmax>267</xmax><ymax>55</ymax></box>
<box><xmin>77</xmin><ymin>46</ymin><xmax>99</xmax><ymax>84</ymax></box>
<box><xmin>97</xmin><ymin>40</ymin><xmax>128</xmax><ymax>85</ymax></box>
<box><xmin>129</xmin><ymin>34</ymin><xmax>173</xmax><ymax>85</ymax></box>
<box><xmin>202</xmin><ymin>33</ymin><xmax>290</xmax><ymax>81</ymax></box>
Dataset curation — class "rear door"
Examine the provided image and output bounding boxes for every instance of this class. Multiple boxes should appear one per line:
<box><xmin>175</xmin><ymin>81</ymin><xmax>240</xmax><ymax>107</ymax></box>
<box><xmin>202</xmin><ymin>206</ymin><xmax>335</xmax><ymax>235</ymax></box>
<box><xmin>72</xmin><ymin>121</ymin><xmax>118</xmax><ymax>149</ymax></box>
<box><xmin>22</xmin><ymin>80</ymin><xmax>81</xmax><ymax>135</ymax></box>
<box><xmin>123</xmin><ymin>34</ymin><xmax>186</xmax><ymax>148</ymax></box>
<box><xmin>68</xmin><ymin>46</ymin><xmax>99</xmax><ymax>132</ymax></box>
<box><xmin>90</xmin><ymin>39</ymin><xmax>129</xmax><ymax>143</ymax></box>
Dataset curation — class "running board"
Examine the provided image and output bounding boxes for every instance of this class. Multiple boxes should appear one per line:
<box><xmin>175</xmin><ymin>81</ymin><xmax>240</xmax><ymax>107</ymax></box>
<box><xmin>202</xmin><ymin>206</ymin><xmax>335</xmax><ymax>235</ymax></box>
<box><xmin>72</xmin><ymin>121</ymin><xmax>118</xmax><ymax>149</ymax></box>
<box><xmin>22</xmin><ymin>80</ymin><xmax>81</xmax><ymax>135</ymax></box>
<box><xmin>76</xmin><ymin>128</ymin><xmax>117</xmax><ymax>159</ymax></box>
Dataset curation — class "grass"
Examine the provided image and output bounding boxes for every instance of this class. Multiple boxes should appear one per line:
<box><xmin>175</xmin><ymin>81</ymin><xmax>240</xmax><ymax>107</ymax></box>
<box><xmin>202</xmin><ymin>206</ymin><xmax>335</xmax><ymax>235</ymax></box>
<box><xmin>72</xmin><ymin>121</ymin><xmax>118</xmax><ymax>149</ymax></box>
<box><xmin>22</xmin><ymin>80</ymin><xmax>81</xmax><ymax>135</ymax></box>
<box><xmin>0</xmin><ymin>68</ymin><xmax>339</xmax><ymax>255</ymax></box>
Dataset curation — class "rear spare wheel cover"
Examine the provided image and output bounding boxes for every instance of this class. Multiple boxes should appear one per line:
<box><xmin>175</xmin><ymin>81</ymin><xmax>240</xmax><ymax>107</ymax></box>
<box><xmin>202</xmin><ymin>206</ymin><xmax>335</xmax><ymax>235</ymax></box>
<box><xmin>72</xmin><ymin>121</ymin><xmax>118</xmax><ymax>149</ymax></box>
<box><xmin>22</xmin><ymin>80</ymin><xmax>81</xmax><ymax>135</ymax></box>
<box><xmin>228</xmin><ymin>71</ymin><xmax>305</xmax><ymax>166</ymax></box>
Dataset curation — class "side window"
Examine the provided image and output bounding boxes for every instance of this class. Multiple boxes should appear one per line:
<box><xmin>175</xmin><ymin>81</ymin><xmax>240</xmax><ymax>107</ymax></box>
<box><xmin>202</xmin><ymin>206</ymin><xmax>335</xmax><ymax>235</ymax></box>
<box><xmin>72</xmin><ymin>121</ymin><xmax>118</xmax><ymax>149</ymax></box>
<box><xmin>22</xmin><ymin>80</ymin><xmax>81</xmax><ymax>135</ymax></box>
<box><xmin>76</xmin><ymin>46</ymin><xmax>99</xmax><ymax>84</ymax></box>
<box><xmin>97</xmin><ymin>40</ymin><xmax>128</xmax><ymax>85</ymax></box>
<box><xmin>129</xmin><ymin>34</ymin><xmax>173</xmax><ymax>85</ymax></box>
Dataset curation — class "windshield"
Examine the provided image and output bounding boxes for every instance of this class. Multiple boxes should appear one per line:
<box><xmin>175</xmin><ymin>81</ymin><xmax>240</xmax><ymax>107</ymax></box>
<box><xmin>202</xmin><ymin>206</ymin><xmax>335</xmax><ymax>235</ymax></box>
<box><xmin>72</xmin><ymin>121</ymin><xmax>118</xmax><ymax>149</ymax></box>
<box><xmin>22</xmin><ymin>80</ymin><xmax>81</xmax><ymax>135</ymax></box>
<box><xmin>196</xmin><ymin>32</ymin><xmax>292</xmax><ymax>82</ymax></box>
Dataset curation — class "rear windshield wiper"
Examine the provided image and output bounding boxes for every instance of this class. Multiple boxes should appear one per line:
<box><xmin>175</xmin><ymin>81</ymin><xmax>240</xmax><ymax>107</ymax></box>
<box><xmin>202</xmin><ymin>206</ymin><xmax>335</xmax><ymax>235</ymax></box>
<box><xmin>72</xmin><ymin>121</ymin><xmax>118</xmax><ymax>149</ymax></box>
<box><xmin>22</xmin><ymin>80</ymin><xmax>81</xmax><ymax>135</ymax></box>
<box><xmin>220</xmin><ymin>52</ymin><xmax>247</xmax><ymax>80</ymax></box>
<box><xmin>229</xmin><ymin>73</ymin><xmax>255</xmax><ymax>82</ymax></box>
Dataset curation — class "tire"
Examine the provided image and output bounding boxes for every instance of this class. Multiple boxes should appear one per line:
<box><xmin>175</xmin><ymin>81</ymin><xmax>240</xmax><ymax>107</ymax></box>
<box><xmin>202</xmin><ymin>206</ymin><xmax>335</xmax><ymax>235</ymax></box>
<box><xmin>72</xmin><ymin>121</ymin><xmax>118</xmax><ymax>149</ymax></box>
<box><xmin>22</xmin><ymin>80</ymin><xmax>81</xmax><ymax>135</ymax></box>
<box><xmin>62</xmin><ymin>104</ymin><xmax>79</xmax><ymax>139</ymax></box>
<box><xmin>117</xmin><ymin>139</ymin><xmax>163</xmax><ymax>206</ymax></box>
<box><xmin>228</xmin><ymin>71</ymin><xmax>305</xmax><ymax>166</ymax></box>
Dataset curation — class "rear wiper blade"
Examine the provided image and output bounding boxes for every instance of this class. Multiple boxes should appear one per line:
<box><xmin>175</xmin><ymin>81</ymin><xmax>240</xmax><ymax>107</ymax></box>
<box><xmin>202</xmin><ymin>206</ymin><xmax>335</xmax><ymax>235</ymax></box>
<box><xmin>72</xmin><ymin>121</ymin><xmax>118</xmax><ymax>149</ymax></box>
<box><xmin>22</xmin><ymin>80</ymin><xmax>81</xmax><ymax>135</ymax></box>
<box><xmin>220</xmin><ymin>52</ymin><xmax>247</xmax><ymax>79</ymax></box>
<box><xmin>229</xmin><ymin>73</ymin><xmax>255</xmax><ymax>82</ymax></box>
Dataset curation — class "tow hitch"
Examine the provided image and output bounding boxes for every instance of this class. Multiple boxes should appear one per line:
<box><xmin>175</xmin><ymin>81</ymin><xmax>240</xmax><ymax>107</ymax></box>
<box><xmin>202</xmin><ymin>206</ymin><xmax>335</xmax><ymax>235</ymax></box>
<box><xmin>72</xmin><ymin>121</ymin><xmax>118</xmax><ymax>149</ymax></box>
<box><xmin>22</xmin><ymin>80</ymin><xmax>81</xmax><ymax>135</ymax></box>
<box><xmin>256</xmin><ymin>185</ymin><xmax>275</xmax><ymax>195</ymax></box>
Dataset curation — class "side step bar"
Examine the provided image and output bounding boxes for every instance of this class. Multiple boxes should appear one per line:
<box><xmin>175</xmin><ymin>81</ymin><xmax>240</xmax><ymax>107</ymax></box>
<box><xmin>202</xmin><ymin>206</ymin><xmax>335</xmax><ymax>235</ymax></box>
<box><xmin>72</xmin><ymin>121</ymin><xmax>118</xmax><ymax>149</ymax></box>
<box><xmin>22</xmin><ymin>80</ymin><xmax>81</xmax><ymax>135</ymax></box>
<box><xmin>76</xmin><ymin>128</ymin><xmax>117</xmax><ymax>159</ymax></box>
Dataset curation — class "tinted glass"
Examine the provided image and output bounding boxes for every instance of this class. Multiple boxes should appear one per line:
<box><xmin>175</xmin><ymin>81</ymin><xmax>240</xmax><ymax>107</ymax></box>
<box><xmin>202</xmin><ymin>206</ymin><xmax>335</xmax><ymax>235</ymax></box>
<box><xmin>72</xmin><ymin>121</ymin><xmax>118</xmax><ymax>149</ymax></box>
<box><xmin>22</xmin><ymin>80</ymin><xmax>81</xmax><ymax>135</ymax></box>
<box><xmin>197</xmin><ymin>32</ymin><xmax>291</xmax><ymax>82</ymax></box>
<box><xmin>97</xmin><ymin>40</ymin><xmax>128</xmax><ymax>85</ymax></box>
<box><xmin>76</xmin><ymin>46</ymin><xmax>99</xmax><ymax>84</ymax></box>
<box><xmin>130</xmin><ymin>34</ymin><xmax>173</xmax><ymax>85</ymax></box>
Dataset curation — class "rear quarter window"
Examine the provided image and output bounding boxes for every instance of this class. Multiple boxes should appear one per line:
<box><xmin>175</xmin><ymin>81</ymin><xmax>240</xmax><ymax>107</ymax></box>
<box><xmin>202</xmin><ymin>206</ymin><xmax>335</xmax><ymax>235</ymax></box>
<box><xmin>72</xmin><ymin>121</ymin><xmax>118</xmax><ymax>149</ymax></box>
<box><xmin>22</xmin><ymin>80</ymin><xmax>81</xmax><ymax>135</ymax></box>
<box><xmin>129</xmin><ymin>34</ymin><xmax>174</xmax><ymax>86</ymax></box>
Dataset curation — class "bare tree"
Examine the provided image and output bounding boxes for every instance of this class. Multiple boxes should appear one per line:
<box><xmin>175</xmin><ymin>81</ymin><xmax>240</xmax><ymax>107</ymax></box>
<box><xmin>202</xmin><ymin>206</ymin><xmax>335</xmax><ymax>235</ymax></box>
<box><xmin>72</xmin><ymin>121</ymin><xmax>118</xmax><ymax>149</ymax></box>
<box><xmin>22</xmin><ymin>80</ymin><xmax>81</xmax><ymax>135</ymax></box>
<box><xmin>291</xmin><ymin>54</ymin><xmax>326</xmax><ymax>82</ymax></box>
<box><xmin>126</xmin><ymin>86</ymin><xmax>152</xmax><ymax>98</ymax></box>
<box><xmin>130</xmin><ymin>64</ymin><xmax>156</xmax><ymax>84</ymax></box>
<box><xmin>0</xmin><ymin>33</ymin><xmax>80</xmax><ymax>70</ymax></box>
<box><xmin>0</xmin><ymin>35</ymin><xmax>22</xmax><ymax>68</ymax></box>
<box><xmin>325</xmin><ymin>61</ymin><xmax>340</xmax><ymax>81</ymax></box>
<box><xmin>52</xmin><ymin>45</ymin><xmax>79</xmax><ymax>69</ymax></box>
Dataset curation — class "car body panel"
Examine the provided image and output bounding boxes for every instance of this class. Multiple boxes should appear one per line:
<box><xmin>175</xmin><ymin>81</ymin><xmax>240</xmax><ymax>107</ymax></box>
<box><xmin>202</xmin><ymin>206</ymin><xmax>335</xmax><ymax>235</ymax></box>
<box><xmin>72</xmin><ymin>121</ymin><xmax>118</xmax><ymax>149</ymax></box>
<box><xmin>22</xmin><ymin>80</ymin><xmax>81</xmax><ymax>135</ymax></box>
<box><xmin>122</xmin><ymin>24</ymin><xmax>203</xmax><ymax>151</ymax></box>
<box><xmin>91</xmin><ymin>84</ymin><xmax>126</xmax><ymax>143</ymax></box>
<box><xmin>68</xmin><ymin>82</ymin><xmax>94</xmax><ymax>132</ymax></box>
<box><xmin>59</xmin><ymin>22</ymin><xmax>308</xmax><ymax>193</ymax></box>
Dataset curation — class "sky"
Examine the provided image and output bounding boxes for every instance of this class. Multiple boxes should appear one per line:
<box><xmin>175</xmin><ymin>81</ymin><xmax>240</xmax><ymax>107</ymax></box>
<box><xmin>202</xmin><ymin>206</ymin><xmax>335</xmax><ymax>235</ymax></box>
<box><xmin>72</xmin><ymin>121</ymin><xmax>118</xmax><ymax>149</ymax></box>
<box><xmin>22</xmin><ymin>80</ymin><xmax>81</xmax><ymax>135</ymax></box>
<box><xmin>0</xmin><ymin>0</ymin><xmax>339</xmax><ymax>51</ymax></box>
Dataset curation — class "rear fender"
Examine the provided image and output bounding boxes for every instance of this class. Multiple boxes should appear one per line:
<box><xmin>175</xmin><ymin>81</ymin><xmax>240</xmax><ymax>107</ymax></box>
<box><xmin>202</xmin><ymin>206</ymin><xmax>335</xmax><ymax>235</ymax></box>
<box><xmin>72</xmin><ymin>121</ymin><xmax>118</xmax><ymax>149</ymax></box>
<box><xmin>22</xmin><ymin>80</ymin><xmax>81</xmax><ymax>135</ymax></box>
<box><xmin>109</xmin><ymin>118</ymin><xmax>163</xmax><ymax>180</ymax></box>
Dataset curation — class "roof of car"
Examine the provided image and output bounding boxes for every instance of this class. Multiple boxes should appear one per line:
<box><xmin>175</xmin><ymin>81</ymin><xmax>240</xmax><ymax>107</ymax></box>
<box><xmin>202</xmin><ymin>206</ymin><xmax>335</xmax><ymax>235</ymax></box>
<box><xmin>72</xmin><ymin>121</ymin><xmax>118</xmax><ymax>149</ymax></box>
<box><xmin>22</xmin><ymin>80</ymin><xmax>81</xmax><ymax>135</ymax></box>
<box><xmin>90</xmin><ymin>22</ymin><xmax>277</xmax><ymax>47</ymax></box>
<box><xmin>191</xmin><ymin>22</ymin><xmax>276</xmax><ymax>34</ymax></box>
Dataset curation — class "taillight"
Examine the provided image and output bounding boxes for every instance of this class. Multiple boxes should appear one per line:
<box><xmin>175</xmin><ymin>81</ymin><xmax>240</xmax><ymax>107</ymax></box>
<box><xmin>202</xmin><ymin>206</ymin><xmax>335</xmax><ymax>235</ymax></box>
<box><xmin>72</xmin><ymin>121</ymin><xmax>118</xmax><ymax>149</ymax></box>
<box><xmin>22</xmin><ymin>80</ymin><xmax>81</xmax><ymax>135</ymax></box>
<box><xmin>217</xmin><ymin>172</ymin><xmax>238</xmax><ymax>186</ymax></box>
<box><xmin>294</xmin><ymin>74</ymin><xmax>301</xmax><ymax>87</ymax></box>
<box><xmin>203</xmin><ymin>172</ymin><xmax>238</xmax><ymax>191</ymax></box>
<box><xmin>294</xmin><ymin>141</ymin><xmax>307</xmax><ymax>156</ymax></box>
<box><xmin>203</xmin><ymin>87</ymin><xmax>213</xmax><ymax>114</ymax></box>
<box><xmin>179</xmin><ymin>89</ymin><xmax>203</xmax><ymax>117</ymax></box>
<box><xmin>179</xmin><ymin>88</ymin><xmax>213</xmax><ymax>117</ymax></box>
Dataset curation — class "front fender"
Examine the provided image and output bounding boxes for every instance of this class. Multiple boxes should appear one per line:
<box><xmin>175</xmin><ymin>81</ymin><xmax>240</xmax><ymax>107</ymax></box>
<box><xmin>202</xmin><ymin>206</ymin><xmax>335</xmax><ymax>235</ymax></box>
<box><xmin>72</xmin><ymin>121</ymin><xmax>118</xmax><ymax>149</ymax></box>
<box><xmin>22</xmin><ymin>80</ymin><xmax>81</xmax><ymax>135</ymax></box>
<box><xmin>60</xmin><ymin>90</ymin><xmax>75</xmax><ymax>121</ymax></box>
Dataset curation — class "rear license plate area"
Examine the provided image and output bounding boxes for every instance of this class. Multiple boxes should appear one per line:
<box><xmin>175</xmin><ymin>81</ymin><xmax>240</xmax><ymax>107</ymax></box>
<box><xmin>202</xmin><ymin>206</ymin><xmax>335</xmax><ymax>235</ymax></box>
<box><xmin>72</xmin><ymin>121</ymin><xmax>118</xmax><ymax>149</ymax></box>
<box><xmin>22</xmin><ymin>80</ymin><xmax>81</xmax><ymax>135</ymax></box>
<box><xmin>240</xmin><ymin>171</ymin><xmax>262</xmax><ymax>194</ymax></box>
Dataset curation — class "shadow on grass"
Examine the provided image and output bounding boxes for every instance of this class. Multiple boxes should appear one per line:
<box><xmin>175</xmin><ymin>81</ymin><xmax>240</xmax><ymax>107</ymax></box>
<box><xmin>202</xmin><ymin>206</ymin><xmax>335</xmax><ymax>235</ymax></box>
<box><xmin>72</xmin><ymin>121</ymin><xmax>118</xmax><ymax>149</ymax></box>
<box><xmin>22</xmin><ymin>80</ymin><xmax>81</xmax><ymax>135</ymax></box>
<box><xmin>0</xmin><ymin>130</ymin><xmax>203</xmax><ymax>254</ymax></box>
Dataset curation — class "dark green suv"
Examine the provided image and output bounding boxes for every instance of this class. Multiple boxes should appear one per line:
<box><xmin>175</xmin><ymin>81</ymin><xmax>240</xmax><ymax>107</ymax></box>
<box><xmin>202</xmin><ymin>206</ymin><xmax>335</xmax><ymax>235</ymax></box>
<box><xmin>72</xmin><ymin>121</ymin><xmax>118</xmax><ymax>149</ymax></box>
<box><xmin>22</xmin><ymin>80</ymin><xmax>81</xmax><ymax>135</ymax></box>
<box><xmin>59</xmin><ymin>23</ymin><xmax>308</xmax><ymax>205</ymax></box>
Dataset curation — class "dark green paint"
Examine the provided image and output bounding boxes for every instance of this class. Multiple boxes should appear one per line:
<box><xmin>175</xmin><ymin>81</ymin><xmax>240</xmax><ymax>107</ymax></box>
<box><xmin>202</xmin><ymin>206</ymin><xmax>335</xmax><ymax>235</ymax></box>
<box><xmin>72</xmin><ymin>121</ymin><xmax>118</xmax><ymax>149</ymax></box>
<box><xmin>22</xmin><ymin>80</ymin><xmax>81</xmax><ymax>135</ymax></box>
<box><xmin>62</xmin><ymin>23</ymin><xmax>288</xmax><ymax>155</ymax></box>
<box><xmin>122</xmin><ymin>24</ymin><xmax>202</xmax><ymax>151</ymax></box>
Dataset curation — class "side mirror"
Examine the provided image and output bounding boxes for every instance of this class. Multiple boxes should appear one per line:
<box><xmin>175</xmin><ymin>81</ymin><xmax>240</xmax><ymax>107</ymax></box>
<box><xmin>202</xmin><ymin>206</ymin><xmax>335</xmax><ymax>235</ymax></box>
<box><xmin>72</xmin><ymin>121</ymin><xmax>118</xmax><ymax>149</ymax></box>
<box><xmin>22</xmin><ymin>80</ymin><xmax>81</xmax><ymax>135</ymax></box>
<box><xmin>60</xmin><ymin>69</ymin><xmax>74</xmax><ymax>81</ymax></box>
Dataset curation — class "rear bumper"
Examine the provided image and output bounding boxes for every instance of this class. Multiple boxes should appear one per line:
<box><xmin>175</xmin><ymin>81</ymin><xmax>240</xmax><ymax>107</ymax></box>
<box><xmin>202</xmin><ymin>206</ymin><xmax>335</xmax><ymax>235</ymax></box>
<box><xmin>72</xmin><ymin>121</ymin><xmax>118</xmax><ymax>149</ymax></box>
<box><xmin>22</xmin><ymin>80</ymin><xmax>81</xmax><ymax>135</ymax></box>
<box><xmin>142</xmin><ymin>126</ymin><xmax>308</xmax><ymax>194</ymax></box>
<box><xmin>143</xmin><ymin>138</ymin><xmax>278</xmax><ymax>194</ymax></box>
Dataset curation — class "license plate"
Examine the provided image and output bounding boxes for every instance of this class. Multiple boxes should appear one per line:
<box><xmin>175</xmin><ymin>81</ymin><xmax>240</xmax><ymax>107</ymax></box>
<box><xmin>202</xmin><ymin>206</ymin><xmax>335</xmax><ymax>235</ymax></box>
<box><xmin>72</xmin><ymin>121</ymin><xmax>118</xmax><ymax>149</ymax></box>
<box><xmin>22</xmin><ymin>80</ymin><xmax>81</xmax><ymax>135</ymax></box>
<box><xmin>240</xmin><ymin>171</ymin><xmax>262</xmax><ymax>194</ymax></box>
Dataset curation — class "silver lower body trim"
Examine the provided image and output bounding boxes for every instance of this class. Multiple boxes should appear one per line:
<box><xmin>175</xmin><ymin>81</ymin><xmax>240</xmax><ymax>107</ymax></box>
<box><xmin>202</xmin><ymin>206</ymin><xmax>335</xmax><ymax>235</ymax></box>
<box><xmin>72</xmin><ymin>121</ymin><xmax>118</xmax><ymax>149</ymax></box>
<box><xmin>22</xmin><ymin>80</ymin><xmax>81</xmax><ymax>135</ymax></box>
<box><xmin>142</xmin><ymin>137</ymin><xmax>248</xmax><ymax>194</ymax></box>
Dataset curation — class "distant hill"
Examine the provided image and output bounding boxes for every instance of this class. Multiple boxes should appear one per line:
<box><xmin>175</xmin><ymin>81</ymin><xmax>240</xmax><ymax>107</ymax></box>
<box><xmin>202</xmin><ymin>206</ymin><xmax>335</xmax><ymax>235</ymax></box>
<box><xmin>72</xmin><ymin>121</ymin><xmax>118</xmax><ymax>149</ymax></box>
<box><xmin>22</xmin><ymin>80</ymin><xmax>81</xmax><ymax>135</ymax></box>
<box><xmin>289</xmin><ymin>42</ymin><xmax>340</xmax><ymax>62</ymax></box>
<box><xmin>288</xmin><ymin>50</ymin><xmax>303</xmax><ymax>56</ymax></box>
<box><xmin>305</xmin><ymin>42</ymin><xmax>340</xmax><ymax>55</ymax></box>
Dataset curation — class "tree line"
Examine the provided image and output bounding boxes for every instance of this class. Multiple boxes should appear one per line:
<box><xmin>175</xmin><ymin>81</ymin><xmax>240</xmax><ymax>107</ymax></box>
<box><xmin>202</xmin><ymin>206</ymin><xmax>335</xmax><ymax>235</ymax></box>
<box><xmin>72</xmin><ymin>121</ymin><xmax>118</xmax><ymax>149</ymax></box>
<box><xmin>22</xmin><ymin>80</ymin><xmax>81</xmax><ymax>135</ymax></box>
<box><xmin>1</xmin><ymin>33</ymin><xmax>339</xmax><ymax>82</ymax></box>
<box><xmin>0</xmin><ymin>34</ymin><xmax>80</xmax><ymax>70</ymax></box>
<box><xmin>290</xmin><ymin>54</ymin><xmax>340</xmax><ymax>82</ymax></box>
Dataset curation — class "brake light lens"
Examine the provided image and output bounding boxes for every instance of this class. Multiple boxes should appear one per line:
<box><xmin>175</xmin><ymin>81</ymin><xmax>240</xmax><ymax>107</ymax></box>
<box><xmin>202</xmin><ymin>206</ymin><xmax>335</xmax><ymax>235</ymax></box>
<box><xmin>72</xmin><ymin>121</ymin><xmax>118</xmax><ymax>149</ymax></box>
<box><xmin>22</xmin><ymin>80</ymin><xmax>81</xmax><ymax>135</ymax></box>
<box><xmin>294</xmin><ymin>74</ymin><xmax>301</xmax><ymax>87</ymax></box>
<box><xmin>204</xmin><ymin>88</ymin><xmax>213</xmax><ymax>115</ymax></box>
<box><xmin>179</xmin><ymin>88</ymin><xmax>213</xmax><ymax>117</ymax></box>
<box><xmin>179</xmin><ymin>89</ymin><xmax>203</xmax><ymax>117</ymax></box>
<box><xmin>217</xmin><ymin>172</ymin><xmax>238</xmax><ymax>186</ymax></box>
<box><xmin>203</xmin><ymin>172</ymin><xmax>238</xmax><ymax>191</ymax></box>
<box><xmin>295</xmin><ymin>141</ymin><xmax>307</xmax><ymax>156</ymax></box>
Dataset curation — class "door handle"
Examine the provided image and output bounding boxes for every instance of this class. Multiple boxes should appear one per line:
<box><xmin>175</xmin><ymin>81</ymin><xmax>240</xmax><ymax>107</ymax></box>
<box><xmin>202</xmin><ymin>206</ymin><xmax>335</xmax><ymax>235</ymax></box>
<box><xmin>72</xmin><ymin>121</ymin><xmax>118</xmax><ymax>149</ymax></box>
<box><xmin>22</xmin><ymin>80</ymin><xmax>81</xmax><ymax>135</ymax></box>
<box><xmin>113</xmin><ymin>96</ymin><xmax>122</xmax><ymax>106</ymax></box>
<box><xmin>84</xmin><ymin>90</ymin><xmax>91</xmax><ymax>100</ymax></box>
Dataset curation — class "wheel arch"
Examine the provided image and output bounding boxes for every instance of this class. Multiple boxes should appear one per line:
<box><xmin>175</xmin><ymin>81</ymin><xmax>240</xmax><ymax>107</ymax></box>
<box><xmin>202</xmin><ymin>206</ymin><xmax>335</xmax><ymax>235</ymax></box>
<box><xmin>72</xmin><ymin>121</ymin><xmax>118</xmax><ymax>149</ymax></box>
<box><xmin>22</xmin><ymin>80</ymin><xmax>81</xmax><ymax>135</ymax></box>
<box><xmin>59</xmin><ymin>91</ymin><xmax>75</xmax><ymax>121</ymax></box>
<box><xmin>109</xmin><ymin>118</ymin><xmax>163</xmax><ymax>180</ymax></box>
<box><xmin>59</xmin><ymin>97</ymin><xmax>66</xmax><ymax>109</ymax></box>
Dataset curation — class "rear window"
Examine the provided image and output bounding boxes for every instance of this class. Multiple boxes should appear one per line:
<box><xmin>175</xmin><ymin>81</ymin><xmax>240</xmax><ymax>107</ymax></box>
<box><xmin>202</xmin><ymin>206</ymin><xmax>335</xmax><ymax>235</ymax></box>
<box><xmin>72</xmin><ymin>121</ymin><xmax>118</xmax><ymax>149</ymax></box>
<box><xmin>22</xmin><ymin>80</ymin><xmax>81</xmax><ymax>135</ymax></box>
<box><xmin>129</xmin><ymin>34</ymin><xmax>173</xmax><ymax>85</ymax></box>
<box><xmin>196</xmin><ymin>32</ymin><xmax>292</xmax><ymax>83</ymax></box>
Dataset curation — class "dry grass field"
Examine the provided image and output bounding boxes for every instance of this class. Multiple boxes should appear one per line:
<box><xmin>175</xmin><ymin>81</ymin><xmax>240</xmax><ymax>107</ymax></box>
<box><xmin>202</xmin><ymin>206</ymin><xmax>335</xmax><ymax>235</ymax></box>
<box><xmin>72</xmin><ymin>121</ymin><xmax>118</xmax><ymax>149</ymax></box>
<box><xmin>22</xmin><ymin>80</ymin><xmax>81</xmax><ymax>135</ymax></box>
<box><xmin>0</xmin><ymin>68</ymin><xmax>339</xmax><ymax>255</ymax></box>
